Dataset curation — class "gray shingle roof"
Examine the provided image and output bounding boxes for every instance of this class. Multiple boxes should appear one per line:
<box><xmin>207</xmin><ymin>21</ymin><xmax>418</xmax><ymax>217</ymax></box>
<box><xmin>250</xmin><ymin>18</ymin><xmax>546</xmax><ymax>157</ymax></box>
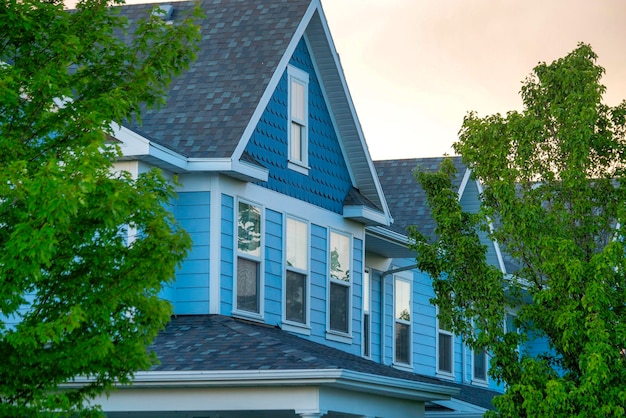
<box><xmin>118</xmin><ymin>0</ymin><xmax>310</xmax><ymax>158</ymax></box>
<box><xmin>374</xmin><ymin>157</ymin><xmax>467</xmax><ymax>239</ymax></box>
<box><xmin>149</xmin><ymin>315</ymin><xmax>498</xmax><ymax>410</ymax></box>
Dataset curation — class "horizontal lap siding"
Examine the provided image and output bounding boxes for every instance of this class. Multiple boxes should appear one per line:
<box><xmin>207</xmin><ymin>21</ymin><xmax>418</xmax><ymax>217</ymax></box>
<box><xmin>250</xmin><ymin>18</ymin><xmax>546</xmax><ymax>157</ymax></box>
<box><xmin>370</xmin><ymin>270</ymin><xmax>382</xmax><ymax>362</ymax></box>
<box><xmin>350</xmin><ymin>238</ymin><xmax>363</xmax><ymax>356</ymax></box>
<box><xmin>413</xmin><ymin>270</ymin><xmax>437</xmax><ymax>375</ymax></box>
<box><xmin>220</xmin><ymin>194</ymin><xmax>234</xmax><ymax>315</ymax></box>
<box><xmin>173</xmin><ymin>192</ymin><xmax>210</xmax><ymax>314</ymax></box>
<box><xmin>264</xmin><ymin>209</ymin><xmax>282</xmax><ymax>326</ymax></box>
<box><xmin>308</xmin><ymin>223</ymin><xmax>327</xmax><ymax>344</ymax></box>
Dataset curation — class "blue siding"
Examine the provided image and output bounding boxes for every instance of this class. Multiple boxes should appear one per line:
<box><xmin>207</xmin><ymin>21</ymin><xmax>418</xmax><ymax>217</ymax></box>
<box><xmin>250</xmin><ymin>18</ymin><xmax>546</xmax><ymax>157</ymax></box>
<box><xmin>370</xmin><ymin>270</ymin><xmax>383</xmax><ymax>362</ymax></box>
<box><xmin>244</xmin><ymin>38</ymin><xmax>353</xmax><ymax>214</ymax></box>
<box><xmin>309</xmin><ymin>223</ymin><xmax>327</xmax><ymax>340</ymax></box>
<box><xmin>173</xmin><ymin>192</ymin><xmax>210</xmax><ymax>314</ymax></box>
<box><xmin>413</xmin><ymin>270</ymin><xmax>437</xmax><ymax>376</ymax></box>
<box><xmin>220</xmin><ymin>194</ymin><xmax>234</xmax><ymax>315</ymax></box>
<box><xmin>382</xmin><ymin>272</ymin><xmax>394</xmax><ymax>365</ymax></box>
<box><xmin>264</xmin><ymin>209</ymin><xmax>283</xmax><ymax>326</ymax></box>
<box><xmin>351</xmin><ymin>238</ymin><xmax>363</xmax><ymax>354</ymax></box>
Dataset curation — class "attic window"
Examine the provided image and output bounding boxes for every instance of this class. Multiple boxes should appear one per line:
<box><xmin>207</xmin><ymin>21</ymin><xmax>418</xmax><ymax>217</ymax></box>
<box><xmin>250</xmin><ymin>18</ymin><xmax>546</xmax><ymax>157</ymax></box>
<box><xmin>287</xmin><ymin>65</ymin><xmax>309</xmax><ymax>174</ymax></box>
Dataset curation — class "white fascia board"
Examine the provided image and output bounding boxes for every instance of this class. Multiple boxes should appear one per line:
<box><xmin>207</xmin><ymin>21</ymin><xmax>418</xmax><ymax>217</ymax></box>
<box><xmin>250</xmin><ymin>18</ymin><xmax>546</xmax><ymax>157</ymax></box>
<box><xmin>457</xmin><ymin>167</ymin><xmax>472</xmax><ymax>201</ymax></box>
<box><xmin>112</xmin><ymin>124</ymin><xmax>150</xmax><ymax>156</ymax></box>
<box><xmin>343</xmin><ymin>205</ymin><xmax>389</xmax><ymax>226</ymax></box>
<box><xmin>70</xmin><ymin>368</ymin><xmax>457</xmax><ymax>401</ymax></box>
<box><xmin>366</xmin><ymin>225</ymin><xmax>410</xmax><ymax>247</ymax></box>
<box><xmin>338</xmin><ymin>370</ymin><xmax>458</xmax><ymax>401</ymax></box>
<box><xmin>428</xmin><ymin>397</ymin><xmax>489</xmax><ymax>414</ymax></box>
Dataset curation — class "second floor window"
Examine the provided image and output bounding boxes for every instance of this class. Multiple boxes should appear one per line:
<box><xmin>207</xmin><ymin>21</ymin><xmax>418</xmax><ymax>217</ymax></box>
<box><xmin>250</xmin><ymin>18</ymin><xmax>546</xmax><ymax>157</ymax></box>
<box><xmin>363</xmin><ymin>268</ymin><xmax>371</xmax><ymax>358</ymax></box>
<box><xmin>437</xmin><ymin>314</ymin><xmax>454</xmax><ymax>376</ymax></box>
<box><xmin>288</xmin><ymin>66</ymin><xmax>309</xmax><ymax>170</ymax></box>
<box><xmin>329</xmin><ymin>231</ymin><xmax>351</xmax><ymax>334</ymax></box>
<box><xmin>473</xmin><ymin>349</ymin><xmax>488</xmax><ymax>382</ymax></box>
<box><xmin>394</xmin><ymin>276</ymin><xmax>411</xmax><ymax>365</ymax></box>
<box><xmin>236</xmin><ymin>201</ymin><xmax>262</xmax><ymax>314</ymax></box>
<box><xmin>285</xmin><ymin>217</ymin><xmax>308</xmax><ymax>324</ymax></box>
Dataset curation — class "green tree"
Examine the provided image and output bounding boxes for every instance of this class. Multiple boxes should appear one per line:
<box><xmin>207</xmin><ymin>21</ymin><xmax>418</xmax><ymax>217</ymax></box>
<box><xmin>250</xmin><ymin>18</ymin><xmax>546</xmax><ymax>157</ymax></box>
<box><xmin>410</xmin><ymin>43</ymin><xmax>626</xmax><ymax>417</ymax></box>
<box><xmin>0</xmin><ymin>0</ymin><xmax>199</xmax><ymax>415</ymax></box>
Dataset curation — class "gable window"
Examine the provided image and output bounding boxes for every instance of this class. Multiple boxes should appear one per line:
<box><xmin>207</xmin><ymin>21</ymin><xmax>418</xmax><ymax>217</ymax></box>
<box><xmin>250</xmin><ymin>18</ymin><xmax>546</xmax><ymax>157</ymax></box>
<box><xmin>285</xmin><ymin>217</ymin><xmax>308</xmax><ymax>325</ymax></box>
<box><xmin>328</xmin><ymin>231</ymin><xmax>351</xmax><ymax>335</ymax></box>
<box><xmin>362</xmin><ymin>268</ymin><xmax>371</xmax><ymax>358</ymax></box>
<box><xmin>236</xmin><ymin>200</ymin><xmax>262</xmax><ymax>315</ymax></box>
<box><xmin>288</xmin><ymin>65</ymin><xmax>309</xmax><ymax>173</ymax></box>
<box><xmin>437</xmin><ymin>313</ymin><xmax>454</xmax><ymax>376</ymax></box>
<box><xmin>473</xmin><ymin>349</ymin><xmax>488</xmax><ymax>382</ymax></box>
<box><xmin>394</xmin><ymin>276</ymin><xmax>411</xmax><ymax>365</ymax></box>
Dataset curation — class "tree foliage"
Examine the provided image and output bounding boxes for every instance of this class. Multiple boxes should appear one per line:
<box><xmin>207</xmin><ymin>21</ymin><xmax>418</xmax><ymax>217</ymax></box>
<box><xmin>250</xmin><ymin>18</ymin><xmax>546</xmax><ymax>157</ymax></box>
<box><xmin>0</xmin><ymin>0</ymin><xmax>199</xmax><ymax>415</ymax></box>
<box><xmin>410</xmin><ymin>43</ymin><xmax>626</xmax><ymax>416</ymax></box>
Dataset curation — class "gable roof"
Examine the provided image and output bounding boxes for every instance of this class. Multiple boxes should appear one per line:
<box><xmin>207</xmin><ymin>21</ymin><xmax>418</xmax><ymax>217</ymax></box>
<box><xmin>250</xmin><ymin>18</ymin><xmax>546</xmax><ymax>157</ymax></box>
<box><xmin>374</xmin><ymin>157</ymin><xmax>468</xmax><ymax>239</ymax></box>
<box><xmin>115</xmin><ymin>0</ymin><xmax>391</xmax><ymax>223</ymax></box>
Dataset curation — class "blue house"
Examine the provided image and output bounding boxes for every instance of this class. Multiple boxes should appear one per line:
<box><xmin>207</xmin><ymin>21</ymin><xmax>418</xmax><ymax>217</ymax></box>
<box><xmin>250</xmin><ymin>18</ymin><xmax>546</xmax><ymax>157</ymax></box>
<box><xmin>98</xmin><ymin>1</ymin><xmax>504</xmax><ymax>416</ymax></box>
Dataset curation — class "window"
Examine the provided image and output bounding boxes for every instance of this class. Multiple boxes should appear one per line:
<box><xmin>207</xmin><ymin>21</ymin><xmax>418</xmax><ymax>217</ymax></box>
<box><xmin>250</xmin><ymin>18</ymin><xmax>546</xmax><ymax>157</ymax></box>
<box><xmin>236</xmin><ymin>201</ymin><xmax>262</xmax><ymax>314</ymax></box>
<box><xmin>285</xmin><ymin>217</ymin><xmax>308</xmax><ymax>324</ymax></box>
<box><xmin>394</xmin><ymin>276</ymin><xmax>411</xmax><ymax>365</ymax></box>
<box><xmin>437</xmin><ymin>314</ymin><xmax>454</xmax><ymax>375</ymax></box>
<box><xmin>363</xmin><ymin>268</ymin><xmax>371</xmax><ymax>358</ymax></box>
<box><xmin>473</xmin><ymin>349</ymin><xmax>488</xmax><ymax>382</ymax></box>
<box><xmin>288</xmin><ymin>66</ymin><xmax>309</xmax><ymax>171</ymax></box>
<box><xmin>328</xmin><ymin>231</ymin><xmax>351</xmax><ymax>334</ymax></box>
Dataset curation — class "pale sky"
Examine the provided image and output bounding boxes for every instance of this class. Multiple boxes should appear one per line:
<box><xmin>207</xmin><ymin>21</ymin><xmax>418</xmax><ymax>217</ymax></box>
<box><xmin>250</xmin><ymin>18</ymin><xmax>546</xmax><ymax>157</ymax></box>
<box><xmin>321</xmin><ymin>0</ymin><xmax>626</xmax><ymax>159</ymax></box>
<box><xmin>67</xmin><ymin>0</ymin><xmax>626</xmax><ymax>160</ymax></box>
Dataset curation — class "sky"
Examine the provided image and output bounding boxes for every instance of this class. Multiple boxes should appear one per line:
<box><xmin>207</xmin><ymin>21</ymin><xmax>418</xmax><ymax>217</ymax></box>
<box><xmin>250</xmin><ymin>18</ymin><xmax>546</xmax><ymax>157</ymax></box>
<box><xmin>321</xmin><ymin>0</ymin><xmax>626</xmax><ymax>160</ymax></box>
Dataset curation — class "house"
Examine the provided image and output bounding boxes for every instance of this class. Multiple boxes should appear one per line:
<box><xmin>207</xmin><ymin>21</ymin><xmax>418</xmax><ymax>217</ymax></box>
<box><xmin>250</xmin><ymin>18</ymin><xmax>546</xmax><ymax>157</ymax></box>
<box><xmin>96</xmin><ymin>1</ymin><xmax>505</xmax><ymax>416</ymax></box>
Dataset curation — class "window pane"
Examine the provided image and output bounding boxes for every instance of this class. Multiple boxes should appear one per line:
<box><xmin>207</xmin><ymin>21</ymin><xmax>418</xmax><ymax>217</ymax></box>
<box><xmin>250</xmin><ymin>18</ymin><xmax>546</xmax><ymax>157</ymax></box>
<box><xmin>286</xmin><ymin>270</ymin><xmax>306</xmax><ymax>323</ymax></box>
<box><xmin>363</xmin><ymin>269</ymin><xmax>370</xmax><ymax>312</ymax></box>
<box><xmin>474</xmin><ymin>350</ymin><xmax>487</xmax><ymax>381</ymax></box>
<box><xmin>506</xmin><ymin>313</ymin><xmax>517</xmax><ymax>334</ymax></box>
<box><xmin>395</xmin><ymin>279</ymin><xmax>410</xmax><ymax>321</ymax></box>
<box><xmin>237</xmin><ymin>257</ymin><xmax>259</xmax><ymax>313</ymax></box>
<box><xmin>438</xmin><ymin>333</ymin><xmax>453</xmax><ymax>373</ymax></box>
<box><xmin>290</xmin><ymin>122</ymin><xmax>303</xmax><ymax>161</ymax></box>
<box><xmin>238</xmin><ymin>202</ymin><xmax>261</xmax><ymax>257</ymax></box>
<box><xmin>363</xmin><ymin>313</ymin><xmax>370</xmax><ymax>357</ymax></box>
<box><xmin>329</xmin><ymin>282</ymin><xmax>349</xmax><ymax>333</ymax></box>
<box><xmin>286</xmin><ymin>218</ymin><xmax>307</xmax><ymax>270</ymax></box>
<box><xmin>291</xmin><ymin>79</ymin><xmax>305</xmax><ymax>121</ymax></box>
<box><xmin>330</xmin><ymin>232</ymin><xmax>350</xmax><ymax>282</ymax></box>
<box><xmin>395</xmin><ymin>322</ymin><xmax>410</xmax><ymax>364</ymax></box>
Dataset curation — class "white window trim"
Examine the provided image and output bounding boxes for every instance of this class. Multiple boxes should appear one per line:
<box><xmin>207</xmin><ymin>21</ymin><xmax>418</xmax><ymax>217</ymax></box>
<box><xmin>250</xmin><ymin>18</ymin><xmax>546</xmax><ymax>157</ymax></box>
<box><xmin>362</xmin><ymin>268</ymin><xmax>371</xmax><ymax>358</ymax></box>
<box><xmin>393</xmin><ymin>274</ymin><xmax>412</xmax><ymax>368</ymax></box>
<box><xmin>287</xmin><ymin>65</ymin><xmax>309</xmax><ymax>174</ymax></box>
<box><xmin>233</xmin><ymin>198</ymin><xmax>265</xmax><ymax>321</ymax></box>
<box><xmin>436</xmin><ymin>308</ymin><xmax>455</xmax><ymax>378</ymax></box>
<box><xmin>282</xmin><ymin>214</ymin><xmax>311</xmax><ymax>334</ymax></box>
<box><xmin>326</xmin><ymin>229</ymin><xmax>353</xmax><ymax>342</ymax></box>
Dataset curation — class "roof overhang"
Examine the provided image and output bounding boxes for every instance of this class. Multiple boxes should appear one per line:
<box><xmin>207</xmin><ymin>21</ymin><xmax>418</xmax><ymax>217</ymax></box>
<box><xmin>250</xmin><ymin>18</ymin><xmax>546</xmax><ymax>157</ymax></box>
<box><xmin>71</xmin><ymin>369</ymin><xmax>458</xmax><ymax>417</ymax></box>
<box><xmin>113</xmin><ymin>124</ymin><xmax>269</xmax><ymax>182</ymax></box>
<box><xmin>366</xmin><ymin>225</ymin><xmax>416</xmax><ymax>259</ymax></box>
<box><xmin>343</xmin><ymin>204</ymin><xmax>389</xmax><ymax>226</ymax></box>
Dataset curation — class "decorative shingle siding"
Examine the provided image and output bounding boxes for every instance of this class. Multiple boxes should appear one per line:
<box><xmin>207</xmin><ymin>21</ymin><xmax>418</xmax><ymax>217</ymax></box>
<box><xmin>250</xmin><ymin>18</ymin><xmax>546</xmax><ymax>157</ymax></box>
<box><xmin>264</xmin><ymin>209</ymin><xmax>283</xmax><ymax>325</ymax></box>
<box><xmin>173</xmin><ymin>192</ymin><xmax>210</xmax><ymax>314</ymax></box>
<box><xmin>220</xmin><ymin>194</ymin><xmax>234</xmax><ymax>315</ymax></box>
<box><xmin>245</xmin><ymin>38</ymin><xmax>353</xmax><ymax>214</ymax></box>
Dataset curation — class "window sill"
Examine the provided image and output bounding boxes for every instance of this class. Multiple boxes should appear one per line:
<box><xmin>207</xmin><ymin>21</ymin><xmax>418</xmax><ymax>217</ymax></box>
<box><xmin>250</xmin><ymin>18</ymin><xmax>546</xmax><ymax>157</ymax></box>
<box><xmin>282</xmin><ymin>321</ymin><xmax>311</xmax><ymax>335</ymax></box>
<box><xmin>471</xmin><ymin>378</ymin><xmax>489</xmax><ymax>387</ymax></box>
<box><xmin>326</xmin><ymin>330</ymin><xmax>352</xmax><ymax>345</ymax></box>
<box><xmin>232</xmin><ymin>310</ymin><xmax>264</xmax><ymax>323</ymax></box>
<box><xmin>436</xmin><ymin>371</ymin><xmax>455</xmax><ymax>380</ymax></box>
<box><xmin>288</xmin><ymin>160</ymin><xmax>310</xmax><ymax>175</ymax></box>
<box><xmin>392</xmin><ymin>362</ymin><xmax>413</xmax><ymax>372</ymax></box>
